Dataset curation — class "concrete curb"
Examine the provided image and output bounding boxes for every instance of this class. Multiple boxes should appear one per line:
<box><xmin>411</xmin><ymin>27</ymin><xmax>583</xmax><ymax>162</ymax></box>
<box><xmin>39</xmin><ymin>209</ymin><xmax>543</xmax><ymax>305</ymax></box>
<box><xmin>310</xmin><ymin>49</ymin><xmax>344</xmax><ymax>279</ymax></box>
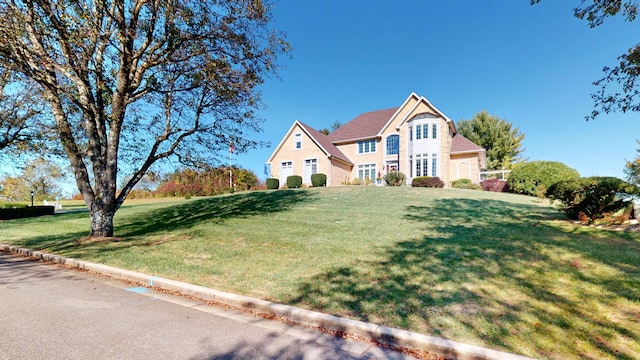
<box><xmin>1</xmin><ymin>244</ymin><xmax>535</xmax><ymax>360</ymax></box>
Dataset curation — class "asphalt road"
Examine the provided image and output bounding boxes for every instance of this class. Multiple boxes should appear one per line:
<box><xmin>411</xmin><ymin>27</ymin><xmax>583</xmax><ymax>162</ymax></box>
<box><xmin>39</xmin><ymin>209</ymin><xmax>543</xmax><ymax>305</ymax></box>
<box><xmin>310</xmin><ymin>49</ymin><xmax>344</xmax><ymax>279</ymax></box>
<box><xmin>0</xmin><ymin>252</ymin><xmax>417</xmax><ymax>360</ymax></box>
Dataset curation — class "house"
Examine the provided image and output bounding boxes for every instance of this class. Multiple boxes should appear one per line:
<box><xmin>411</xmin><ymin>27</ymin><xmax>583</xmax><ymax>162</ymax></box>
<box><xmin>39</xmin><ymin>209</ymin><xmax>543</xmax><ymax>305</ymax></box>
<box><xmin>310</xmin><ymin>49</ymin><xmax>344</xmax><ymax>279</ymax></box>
<box><xmin>266</xmin><ymin>92</ymin><xmax>486</xmax><ymax>187</ymax></box>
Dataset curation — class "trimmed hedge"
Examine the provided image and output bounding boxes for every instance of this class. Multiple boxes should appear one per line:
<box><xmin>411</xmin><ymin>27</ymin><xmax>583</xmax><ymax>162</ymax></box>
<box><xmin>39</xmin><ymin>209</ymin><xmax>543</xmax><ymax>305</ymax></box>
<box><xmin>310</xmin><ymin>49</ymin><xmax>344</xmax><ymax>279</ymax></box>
<box><xmin>384</xmin><ymin>171</ymin><xmax>406</xmax><ymax>186</ymax></box>
<box><xmin>412</xmin><ymin>176</ymin><xmax>444</xmax><ymax>188</ymax></box>
<box><xmin>507</xmin><ymin>161</ymin><xmax>579</xmax><ymax>197</ymax></box>
<box><xmin>286</xmin><ymin>175</ymin><xmax>303</xmax><ymax>188</ymax></box>
<box><xmin>266</xmin><ymin>178</ymin><xmax>279</xmax><ymax>189</ymax></box>
<box><xmin>546</xmin><ymin>176</ymin><xmax>637</xmax><ymax>221</ymax></box>
<box><xmin>0</xmin><ymin>206</ymin><xmax>55</xmax><ymax>220</ymax></box>
<box><xmin>311</xmin><ymin>173</ymin><xmax>327</xmax><ymax>187</ymax></box>
<box><xmin>480</xmin><ymin>178</ymin><xmax>509</xmax><ymax>192</ymax></box>
<box><xmin>452</xmin><ymin>178</ymin><xmax>482</xmax><ymax>190</ymax></box>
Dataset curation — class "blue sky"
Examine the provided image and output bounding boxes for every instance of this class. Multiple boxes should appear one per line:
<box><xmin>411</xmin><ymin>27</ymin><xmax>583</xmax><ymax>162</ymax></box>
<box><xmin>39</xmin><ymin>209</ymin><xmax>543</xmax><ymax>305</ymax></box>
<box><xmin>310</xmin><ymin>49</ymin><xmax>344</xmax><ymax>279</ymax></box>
<box><xmin>234</xmin><ymin>0</ymin><xmax>640</xmax><ymax>180</ymax></box>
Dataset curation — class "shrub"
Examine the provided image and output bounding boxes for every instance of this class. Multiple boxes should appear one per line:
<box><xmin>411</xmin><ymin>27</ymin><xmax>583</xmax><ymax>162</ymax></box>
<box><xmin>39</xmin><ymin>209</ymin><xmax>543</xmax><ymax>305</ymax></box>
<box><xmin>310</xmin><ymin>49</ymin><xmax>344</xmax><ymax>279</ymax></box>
<box><xmin>507</xmin><ymin>161</ymin><xmax>579</xmax><ymax>197</ymax></box>
<box><xmin>286</xmin><ymin>175</ymin><xmax>303</xmax><ymax>188</ymax></box>
<box><xmin>384</xmin><ymin>171</ymin><xmax>406</xmax><ymax>186</ymax></box>
<box><xmin>412</xmin><ymin>176</ymin><xmax>444</xmax><ymax>188</ymax></box>
<box><xmin>266</xmin><ymin>178</ymin><xmax>280</xmax><ymax>190</ymax></box>
<box><xmin>480</xmin><ymin>178</ymin><xmax>509</xmax><ymax>192</ymax></box>
<box><xmin>451</xmin><ymin>178</ymin><xmax>471</xmax><ymax>188</ymax></box>
<box><xmin>0</xmin><ymin>206</ymin><xmax>55</xmax><ymax>220</ymax></box>
<box><xmin>452</xmin><ymin>178</ymin><xmax>482</xmax><ymax>190</ymax></box>
<box><xmin>546</xmin><ymin>176</ymin><xmax>638</xmax><ymax>221</ymax></box>
<box><xmin>311</xmin><ymin>173</ymin><xmax>327</xmax><ymax>187</ymax></box>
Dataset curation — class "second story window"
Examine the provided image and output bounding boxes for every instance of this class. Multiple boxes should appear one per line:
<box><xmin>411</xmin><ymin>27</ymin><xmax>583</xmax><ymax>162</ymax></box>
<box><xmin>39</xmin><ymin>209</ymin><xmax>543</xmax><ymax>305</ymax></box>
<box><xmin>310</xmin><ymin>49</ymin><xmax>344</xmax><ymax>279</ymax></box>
<box><xmin>415</xmin><ymin>125</ymin><xmax>422</xmax><ymax>140</ymax></box>
<box><xmin>294</xmin><ymin>133</ymin><xmax>302</xmax><ymax>149</ymax></box>
<box><xmin>357</xmin><ymin>139</ymin><xmax>376</xmax><ymax>154</ymax></box>
<box><xmin>386</xmin><ymin>135</ymin><xmax>399</xmax><ymax>155</ymax></box>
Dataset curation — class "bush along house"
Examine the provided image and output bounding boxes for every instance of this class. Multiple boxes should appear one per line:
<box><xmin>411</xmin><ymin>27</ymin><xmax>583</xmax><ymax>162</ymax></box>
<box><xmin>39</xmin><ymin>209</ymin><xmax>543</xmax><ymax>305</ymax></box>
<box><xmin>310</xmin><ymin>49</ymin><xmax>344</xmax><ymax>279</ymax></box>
<box><xmin>266</xmin><ymin>92</ymin><xmax>486</xmax><ymax>187</ymax></box>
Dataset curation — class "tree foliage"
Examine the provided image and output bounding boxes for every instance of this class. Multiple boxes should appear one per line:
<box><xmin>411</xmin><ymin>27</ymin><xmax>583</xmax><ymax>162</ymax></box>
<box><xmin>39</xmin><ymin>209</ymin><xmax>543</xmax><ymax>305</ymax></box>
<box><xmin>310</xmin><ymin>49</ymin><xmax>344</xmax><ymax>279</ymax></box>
<box><xmin>22</xmin><ymin>157</ymin><xmax>65</xmax><ymax>200</ymax></box>
<box><xmin>546</xmin><ymin>176</ymin><xmax>637</xmax><ymax>221</ymax></box>
<box><xmin>456</xmin><ymin>111</ymin><xmax>525</xmax><ymax>170</ymax></box>
<box><xmin>0</xmin><ymin>0</ymin><xmax>289</xmax><ymax>237</ymax></box>
<box><xmin>624</xmin><ymin>140</ymin><xmax>640</xmax><ymax>185</ymax></box>
<box><xmin>150</xmin><ymin>166</ymin><xmax>257</xmax><ymax>198</ymax></box>
<box><xmin>0</xmin><ymin>67</ymin><xmax>48</xmax><ymax>155</ymax></box>
<box><xmin>319</xmin><ymin>121</ymin><xmax>342</xmax><ymax>135</ymax></box>
<box><xmin>0</xmin><ymin>157</ymin><xmax>65</xmax><ymax>201</ymax></box>
<box><xmin>507</xmin><ymin>160</ymin><xmax>580</xmax><ymax>197</ymax></box>
<box><xmin>532</xmin><ymin>0</ymin><xmax>640</xmax><ymax>119</ymax></box>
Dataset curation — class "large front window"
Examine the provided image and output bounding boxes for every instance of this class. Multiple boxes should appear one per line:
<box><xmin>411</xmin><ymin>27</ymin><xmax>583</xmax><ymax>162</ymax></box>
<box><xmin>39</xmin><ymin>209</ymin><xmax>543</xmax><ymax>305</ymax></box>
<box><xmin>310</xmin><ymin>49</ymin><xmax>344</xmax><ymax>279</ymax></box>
<box><xmin>415</xmin><ymin>154</ymin><xmax>436</xmax><ymax>177</ymax></box>
<box><xmin>357</xmin><ymin>140</ymin><xmax>376</xmax><ymax>154</ymax></box>
<box><xmin>386</xmin><ymin>135</ymin><xmax>399</xmax><ymax>155</ymax></box>
<box><xmin>357</xmin><ymin>164</ymin><xmax>376</xmax><ymax>182</ymax></box>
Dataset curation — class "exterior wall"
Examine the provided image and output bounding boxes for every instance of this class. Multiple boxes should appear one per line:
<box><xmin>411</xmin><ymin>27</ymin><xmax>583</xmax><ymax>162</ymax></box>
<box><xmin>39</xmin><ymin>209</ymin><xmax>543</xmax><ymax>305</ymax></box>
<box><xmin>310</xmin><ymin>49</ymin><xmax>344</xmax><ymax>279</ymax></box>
<box><xmin>268</xmin><ymin>124</ymin><xmax>329</xmax><ymax>186</ymax></box>
<box><xmin>335</xmin><ymin>140</ymin><xmax>381</xmax><ymax>182</ymax></box>
<box><xmin>391</xmin><ymin>101</ymin><xmax>451</xmax><ymax>186</ymax></box>
<box><xmin>449</xmin><ymin>153</ymin><xmax>482</xmax><ymax>184</ymax></box>
<box><xmin>329</xmin><ymin>159</ymin><xmax>353</xmax><ymax>186</ymax></box>
<box><xmin>439</xmin><ymin>122</ymin><xmax>453</xmax><ymax>187</ymax></box>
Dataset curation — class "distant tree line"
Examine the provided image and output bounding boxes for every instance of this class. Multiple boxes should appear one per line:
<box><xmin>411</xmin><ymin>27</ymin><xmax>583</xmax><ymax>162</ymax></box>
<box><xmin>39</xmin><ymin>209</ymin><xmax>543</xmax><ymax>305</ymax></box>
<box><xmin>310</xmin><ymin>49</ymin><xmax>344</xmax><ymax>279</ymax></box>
<box><xmin>123</xmin><ymin>166</ymin><xmax>259</xmax><ymax>199</ymax></box>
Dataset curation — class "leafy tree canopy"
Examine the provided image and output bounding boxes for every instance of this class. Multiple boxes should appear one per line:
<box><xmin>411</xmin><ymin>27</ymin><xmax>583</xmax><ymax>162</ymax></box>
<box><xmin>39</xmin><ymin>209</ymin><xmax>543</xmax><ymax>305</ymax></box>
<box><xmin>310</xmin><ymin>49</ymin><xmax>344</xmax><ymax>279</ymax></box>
<box><xmin>0</xmin><ymin>67</ymin><xmax>49</xmax><ymax>157</ymax></box>
<box><xmin>532</xmin><ymin>0</ymin><xmax>640</xmax><ymax>119</ymax></box>
<box><xmin>0</xmin><ymin>0</ymin><xmax>289</xmax><ymax>237</ymax></box>
<box><xmin>456</xmin><ymin>111</ymin><xmax>525</xmax><ymax>170</ymax></box>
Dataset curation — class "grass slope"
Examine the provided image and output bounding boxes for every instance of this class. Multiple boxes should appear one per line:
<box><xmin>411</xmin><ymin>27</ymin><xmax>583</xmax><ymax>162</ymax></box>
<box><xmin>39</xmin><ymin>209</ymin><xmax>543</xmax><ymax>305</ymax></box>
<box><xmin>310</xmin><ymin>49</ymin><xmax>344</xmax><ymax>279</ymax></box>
<box><xmin>1</xmin><ymin>187</ymin><xmax>638</xmax><ymax>359</ymax></box>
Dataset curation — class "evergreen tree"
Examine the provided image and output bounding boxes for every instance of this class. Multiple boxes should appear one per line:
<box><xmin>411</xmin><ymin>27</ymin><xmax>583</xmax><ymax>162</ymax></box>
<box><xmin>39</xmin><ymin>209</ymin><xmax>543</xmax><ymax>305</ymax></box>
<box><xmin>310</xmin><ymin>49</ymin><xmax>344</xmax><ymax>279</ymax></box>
<box><xmin>456</xmin><ymin>111</ymin><xmax>525</xmax><ymax>170</ymax></box>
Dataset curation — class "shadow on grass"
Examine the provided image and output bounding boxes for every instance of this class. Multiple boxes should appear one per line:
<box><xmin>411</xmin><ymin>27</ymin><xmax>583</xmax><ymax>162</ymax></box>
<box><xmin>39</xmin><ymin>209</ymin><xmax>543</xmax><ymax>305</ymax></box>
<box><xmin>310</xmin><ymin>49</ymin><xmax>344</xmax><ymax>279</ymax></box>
<box><xmin>287</xmin><ymin>198</ymin><xmax>640</xmax><ymax>359</ymax></box>
<box><xmin>13</xmin><ymin>190</ymin><xmax>315</xmax><ymax>257</ymax></box>
<box><xmin>116</xmin><ymin>190</ymin><xmax>315</xmax><ymax>237</ymax></box>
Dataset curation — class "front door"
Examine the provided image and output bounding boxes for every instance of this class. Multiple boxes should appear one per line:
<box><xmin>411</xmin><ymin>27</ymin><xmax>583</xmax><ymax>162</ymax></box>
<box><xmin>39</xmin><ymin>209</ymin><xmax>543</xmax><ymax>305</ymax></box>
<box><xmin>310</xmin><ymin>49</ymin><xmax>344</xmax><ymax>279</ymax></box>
<box><xmin>386</xmin><ymin>161</ymin><xmax>399</xmax><ymax>173</ymax></box>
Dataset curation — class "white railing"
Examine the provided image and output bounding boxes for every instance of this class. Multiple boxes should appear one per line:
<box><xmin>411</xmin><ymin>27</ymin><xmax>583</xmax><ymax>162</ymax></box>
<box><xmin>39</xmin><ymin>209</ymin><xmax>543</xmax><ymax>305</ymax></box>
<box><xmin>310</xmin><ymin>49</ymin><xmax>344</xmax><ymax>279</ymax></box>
<box><xmin>480</xmin><ymin>169</ymin><xmax>511</xmax><ymax>181</ymax></box>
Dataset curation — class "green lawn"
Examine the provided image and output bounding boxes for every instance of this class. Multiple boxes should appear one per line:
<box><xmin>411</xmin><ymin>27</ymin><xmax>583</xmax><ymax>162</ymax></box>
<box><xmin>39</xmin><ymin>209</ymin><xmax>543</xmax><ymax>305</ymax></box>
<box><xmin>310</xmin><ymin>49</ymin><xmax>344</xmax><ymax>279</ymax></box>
<box><xmin>1</xmin><ymin>187</ymin><xmax>638</xmax><ymax>360</ymax></box>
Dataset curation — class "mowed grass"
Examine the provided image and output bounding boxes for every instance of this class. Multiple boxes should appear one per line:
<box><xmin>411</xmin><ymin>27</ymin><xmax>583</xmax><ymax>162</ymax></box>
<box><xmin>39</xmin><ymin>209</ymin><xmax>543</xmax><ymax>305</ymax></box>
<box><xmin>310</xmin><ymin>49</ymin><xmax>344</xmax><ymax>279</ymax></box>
<box><xmin>1</xmin><ymin>187</ymin><xmax>639</xmax><ymax>359</ymax></box>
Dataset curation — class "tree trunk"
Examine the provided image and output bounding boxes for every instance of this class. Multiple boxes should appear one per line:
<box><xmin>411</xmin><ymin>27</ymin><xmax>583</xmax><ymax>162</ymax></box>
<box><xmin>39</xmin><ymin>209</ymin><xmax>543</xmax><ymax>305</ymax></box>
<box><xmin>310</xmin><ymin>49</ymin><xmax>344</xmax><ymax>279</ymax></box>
<box><xmin>90</xmin><ymin>208</ymin><xmax>115</xmax><ymax>238</ymax></box>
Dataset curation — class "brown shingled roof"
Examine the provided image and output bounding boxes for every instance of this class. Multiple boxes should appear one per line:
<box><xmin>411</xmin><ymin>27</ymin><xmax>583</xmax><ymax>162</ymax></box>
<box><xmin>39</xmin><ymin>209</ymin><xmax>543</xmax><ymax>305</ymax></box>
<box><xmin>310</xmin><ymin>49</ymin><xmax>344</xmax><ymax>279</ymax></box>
<box><xmin>327</xmin><ymin>107</ymin><xmax>399</xmax><ymax>143</ymax></box>
<box><xmin>297</xmin><ymin>121</ymin><xmax>353</xmax><ymax>164</ymax></box>
<box><xmin>451</xmin><ymin>133</ymin><xmax>485</xmax><ymax>153</ymax></box>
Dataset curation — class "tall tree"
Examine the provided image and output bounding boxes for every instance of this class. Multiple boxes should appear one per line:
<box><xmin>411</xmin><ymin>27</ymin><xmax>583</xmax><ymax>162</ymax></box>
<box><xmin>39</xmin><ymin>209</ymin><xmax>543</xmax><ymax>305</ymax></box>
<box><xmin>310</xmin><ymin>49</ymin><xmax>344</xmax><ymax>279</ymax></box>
<box><xmin>0</xmin><ymin>0</ymin><xmax>289</xmax><ymax>237</ymax></box>
<box><xmin>456</xmin><ymin>111</ymin><xmax>526</xmax><ymax>170</ymax></box>
<box><xmin>532</xmin><ymin>0</ymin><xmax>640</xmax><ymax>119</ymax></box>
<box><xmin>22</xmin><ymin>157</ymin><xmax>65</xmax><ymax>200</ymax></box>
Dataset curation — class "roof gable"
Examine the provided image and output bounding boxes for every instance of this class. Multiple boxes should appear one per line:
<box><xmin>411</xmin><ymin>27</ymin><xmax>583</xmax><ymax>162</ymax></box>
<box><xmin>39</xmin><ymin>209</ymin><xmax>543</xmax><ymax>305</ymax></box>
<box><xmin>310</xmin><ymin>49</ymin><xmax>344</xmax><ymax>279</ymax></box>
<box><xmin>266</xmin><ymin>120</ymin><xmax>352</xmax><ymax>165</ymax></box>
<box><xmin>391</xmin><ymin>94</ymin><xmax>456</xmax><ymax>134</ymax></box>
<box><xmin>297</xmin><ymin>121</ymin><xmax>352</xmax><ymax>164</ymax></box>
<box><xmin>451</xmin><ymin>133</ymin><xmax>485</xmax><ymax>153</ymax></box>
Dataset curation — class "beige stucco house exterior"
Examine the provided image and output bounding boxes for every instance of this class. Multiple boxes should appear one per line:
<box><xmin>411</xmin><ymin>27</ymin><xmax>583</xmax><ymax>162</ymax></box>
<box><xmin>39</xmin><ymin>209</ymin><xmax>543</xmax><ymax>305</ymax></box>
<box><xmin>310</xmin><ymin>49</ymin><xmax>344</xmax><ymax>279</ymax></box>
<box><xmin>266</xmin><ymin>93</ymin><xmax>486</xmax><ymax>187</ymax></box>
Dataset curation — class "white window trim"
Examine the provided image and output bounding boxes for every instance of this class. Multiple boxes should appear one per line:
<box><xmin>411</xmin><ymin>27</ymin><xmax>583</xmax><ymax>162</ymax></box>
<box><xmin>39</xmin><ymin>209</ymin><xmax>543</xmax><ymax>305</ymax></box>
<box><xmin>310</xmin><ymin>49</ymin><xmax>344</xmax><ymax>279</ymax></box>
<box><xmin>303</xmin><ymin>158</ymin><xmax>318</xmax><ymax>184</ymax></box>
<box><xmin>357</xmin><ymin>163</ymin><xmax>377</xmax><ymax>181</ymax></box>
<box><xmin>385</xmin><ymin>134</ymin><xmax>400</xmax><ymax>156</ymax></box>
<box><xmin>357</xmin><ymin>139</ymin><xmax>377</xmax><ymax>155</ymax></box>
<box><xmin>294</xmin><ymin>133</ymin><xmax>302</xmax><ymax>150</ymax></box>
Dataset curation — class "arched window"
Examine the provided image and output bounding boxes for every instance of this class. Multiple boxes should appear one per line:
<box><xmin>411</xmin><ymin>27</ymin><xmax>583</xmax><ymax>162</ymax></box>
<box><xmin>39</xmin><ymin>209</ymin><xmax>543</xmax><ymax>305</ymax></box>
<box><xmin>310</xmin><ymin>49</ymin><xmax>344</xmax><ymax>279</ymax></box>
<box><xmin>386</xmin><ymin>135</ymin><xmax>399</xmax><ymax>155</ymax></box>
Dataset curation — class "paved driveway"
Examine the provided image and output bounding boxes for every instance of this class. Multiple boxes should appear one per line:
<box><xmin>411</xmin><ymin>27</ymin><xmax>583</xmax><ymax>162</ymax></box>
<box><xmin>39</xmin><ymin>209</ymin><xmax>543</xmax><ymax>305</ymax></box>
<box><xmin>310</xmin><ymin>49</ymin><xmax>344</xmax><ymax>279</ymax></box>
<box><xmin>0</xmin><ymin>252</ymin><xmax>416</xmax><ymax>360</ymax></box>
